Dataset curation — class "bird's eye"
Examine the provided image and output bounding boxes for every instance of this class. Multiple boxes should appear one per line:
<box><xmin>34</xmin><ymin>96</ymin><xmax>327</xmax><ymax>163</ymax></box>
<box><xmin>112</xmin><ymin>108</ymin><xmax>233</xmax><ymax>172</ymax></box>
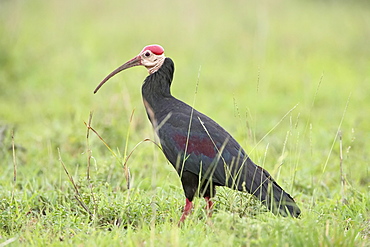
<box><xmin>145</xmin><ymin>52</ymin><xmax>151</xmax><ymax>57</ymax></box>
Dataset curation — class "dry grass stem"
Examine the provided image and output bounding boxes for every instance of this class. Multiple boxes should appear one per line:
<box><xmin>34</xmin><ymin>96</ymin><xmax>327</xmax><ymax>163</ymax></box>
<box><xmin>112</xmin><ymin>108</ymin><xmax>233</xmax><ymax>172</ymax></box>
<box><xmin>58</xmin><ymin>148</ymin><xmax>93</xmax><ymax>216</ymax></box>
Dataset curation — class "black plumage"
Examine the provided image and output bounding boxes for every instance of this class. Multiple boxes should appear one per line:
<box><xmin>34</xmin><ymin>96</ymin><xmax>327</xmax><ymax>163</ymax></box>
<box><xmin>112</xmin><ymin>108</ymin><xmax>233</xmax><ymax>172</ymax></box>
<box><xmin>94</xmin><ymin>45</ymin><xmax>301</xmax><ymax>223</ymax></box>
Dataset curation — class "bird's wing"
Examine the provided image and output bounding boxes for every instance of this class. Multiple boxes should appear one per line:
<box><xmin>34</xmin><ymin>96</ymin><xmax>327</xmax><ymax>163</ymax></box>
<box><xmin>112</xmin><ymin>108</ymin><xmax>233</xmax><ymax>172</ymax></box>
<box><xmin>157</xmin><ymin>108</ymin><xmax>250</xmax><ymax>187</ymax></box>
<box><xmin>156</xmin><ymin>104</ymin><xmax>301</xmax><ymax>217</ymax></box>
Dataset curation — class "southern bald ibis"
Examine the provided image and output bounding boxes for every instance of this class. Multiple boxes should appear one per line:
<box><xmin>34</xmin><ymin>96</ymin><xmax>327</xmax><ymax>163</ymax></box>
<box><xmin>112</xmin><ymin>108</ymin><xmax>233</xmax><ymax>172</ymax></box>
<box><xmin>94</xmin><ymin>45</ymin><xmax>301</xmax><ymax>224</ymax></box>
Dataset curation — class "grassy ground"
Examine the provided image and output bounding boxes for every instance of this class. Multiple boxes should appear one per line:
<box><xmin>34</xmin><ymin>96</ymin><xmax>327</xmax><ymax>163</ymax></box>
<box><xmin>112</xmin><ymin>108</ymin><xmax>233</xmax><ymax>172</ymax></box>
<box><xmin>1</xmin><ymin>0</ymin><xmax>369</xmax><ymax>246</ymax></box>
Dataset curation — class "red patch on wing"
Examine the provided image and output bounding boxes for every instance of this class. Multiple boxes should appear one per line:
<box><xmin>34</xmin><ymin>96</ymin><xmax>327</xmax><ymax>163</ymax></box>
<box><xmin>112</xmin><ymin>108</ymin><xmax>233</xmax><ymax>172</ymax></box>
<box><xmin>174</xmin><ymin>134</ymin><xmax>216</xmax><ymax>158</ymax></box>
<box><xmin>141</xmin><ymin>44</ymin><xmax>164</xmax><ymax>55</ymax></box>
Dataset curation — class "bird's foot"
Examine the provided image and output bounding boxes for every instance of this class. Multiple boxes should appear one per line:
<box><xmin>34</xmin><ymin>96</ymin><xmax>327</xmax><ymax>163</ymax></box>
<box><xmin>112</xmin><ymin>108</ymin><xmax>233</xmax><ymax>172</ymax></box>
<box><xmin>178</xmin><ymin>198</ymin><xmax>193</xmax><ymax>226</ymax></box>
<box><xmin>204</xmin><ymin>196</ymin><xmax>214</xmax><ymax>218</ymax></box>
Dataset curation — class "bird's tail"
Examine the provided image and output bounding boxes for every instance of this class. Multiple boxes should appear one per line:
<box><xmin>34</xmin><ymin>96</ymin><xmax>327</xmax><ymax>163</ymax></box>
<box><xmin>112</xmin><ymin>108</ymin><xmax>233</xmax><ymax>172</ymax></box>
<box><xmin>234</xmin><ymin>159</ymin><xmax>301</xmax><ymax>218</ymax></box>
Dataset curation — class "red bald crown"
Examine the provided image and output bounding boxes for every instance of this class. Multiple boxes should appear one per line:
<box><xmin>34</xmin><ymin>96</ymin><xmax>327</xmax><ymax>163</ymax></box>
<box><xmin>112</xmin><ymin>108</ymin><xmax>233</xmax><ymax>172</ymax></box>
<box><xmin>141</xmin><ymin>44</ymin><xmax>164</xmax><ymax>55</ymax></box>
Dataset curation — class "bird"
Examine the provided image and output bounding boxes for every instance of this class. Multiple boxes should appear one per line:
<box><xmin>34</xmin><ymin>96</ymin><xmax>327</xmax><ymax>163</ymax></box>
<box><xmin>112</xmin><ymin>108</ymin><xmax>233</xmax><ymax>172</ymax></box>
<box><xmin>94</xmin><ymin>44</ymin><xmax>301</xmax><ymax>224</ymax></box>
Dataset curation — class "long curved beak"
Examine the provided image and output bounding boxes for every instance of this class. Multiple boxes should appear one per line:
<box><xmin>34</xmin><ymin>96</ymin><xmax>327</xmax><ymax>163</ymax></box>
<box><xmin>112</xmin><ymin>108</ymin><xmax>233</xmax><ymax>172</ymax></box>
<box><xmin>94</xmin><ymin>55</ymin><xmax>141</xmax><ymax>94</ymax></box>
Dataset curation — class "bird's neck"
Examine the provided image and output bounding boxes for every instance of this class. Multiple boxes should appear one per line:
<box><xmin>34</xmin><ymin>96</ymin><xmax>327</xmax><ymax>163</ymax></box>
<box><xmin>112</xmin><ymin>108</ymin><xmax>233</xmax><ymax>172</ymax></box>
<box><xmin>141</xmin><ymin>58</ymin><xmax>174</xmax><ymax>116</ymax></box>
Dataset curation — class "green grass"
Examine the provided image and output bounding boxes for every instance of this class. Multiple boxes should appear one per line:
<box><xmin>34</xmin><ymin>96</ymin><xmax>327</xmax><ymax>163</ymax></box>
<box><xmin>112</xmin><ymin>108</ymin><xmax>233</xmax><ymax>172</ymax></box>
<box><xmin>1</xmin><ymin>0</ymin><xmax>369</xmax><ymax>246</ymax></box>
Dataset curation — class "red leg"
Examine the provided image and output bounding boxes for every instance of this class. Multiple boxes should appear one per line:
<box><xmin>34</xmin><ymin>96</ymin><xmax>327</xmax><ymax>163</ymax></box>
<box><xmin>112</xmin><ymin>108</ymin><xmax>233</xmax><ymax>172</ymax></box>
<box><xmin>204</xmin><ymin>196</ymin><xmax>214</xmax><ymax>217</ymax></box>
<box><xmin>178</xmin><ymin>198</ymin><xmax>193</xmax><ymax>225</ymax></box>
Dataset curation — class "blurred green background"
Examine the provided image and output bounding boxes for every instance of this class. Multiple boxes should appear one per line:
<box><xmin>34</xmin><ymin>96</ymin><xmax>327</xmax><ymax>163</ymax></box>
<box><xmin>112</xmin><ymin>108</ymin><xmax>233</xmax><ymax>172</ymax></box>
<box><xmin>0</xmin><ymin>0</ymin><xmax>369</xmax><ymax>245</ymax></box>
<box><xmin>1</xmin><ymin>0</ymin><xmax>369</xmax><ymax>185</ymax></box>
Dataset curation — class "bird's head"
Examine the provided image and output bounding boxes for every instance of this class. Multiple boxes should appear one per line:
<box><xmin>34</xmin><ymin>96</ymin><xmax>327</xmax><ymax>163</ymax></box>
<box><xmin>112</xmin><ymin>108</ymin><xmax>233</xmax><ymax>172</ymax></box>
<box><xmin>94</xmin><ymin>44</ymin><xmax>165</xmax><ymax>94</ymax></box>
